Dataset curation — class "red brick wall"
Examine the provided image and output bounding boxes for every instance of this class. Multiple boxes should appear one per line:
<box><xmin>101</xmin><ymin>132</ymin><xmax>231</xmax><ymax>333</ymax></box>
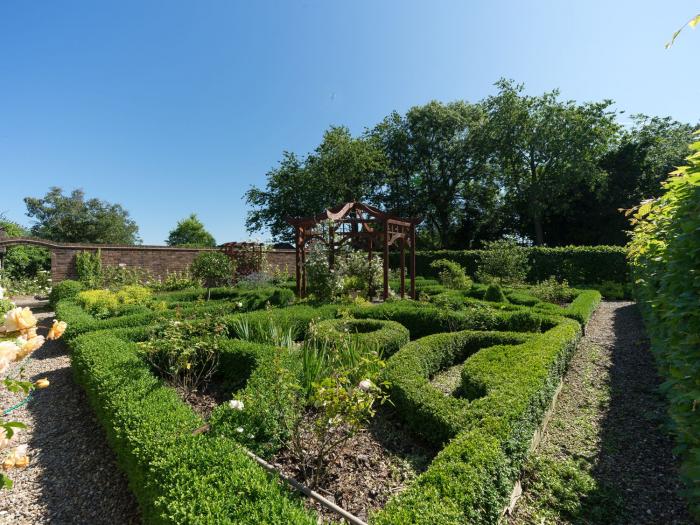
<box><xmin>48</xmin><ymin>244</ymin><xmax>298</xmax><ymax>282</ymax></box>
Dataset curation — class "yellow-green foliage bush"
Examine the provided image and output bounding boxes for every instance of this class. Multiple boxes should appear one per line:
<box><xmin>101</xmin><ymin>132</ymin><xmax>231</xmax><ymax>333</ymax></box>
<box><xmin>115</xmin><ymin>285</ymin><xmax>152</xmax><ymax>305</ymax></box>
<box><xmin>77</xmin><ymin>285</ymin><xmax>152</xmax><ymax>318</ymax></box>
<box><xmin>77</xmin><ymin>290</ymin><xmax>119</xmax><ymax>318</ymax></box>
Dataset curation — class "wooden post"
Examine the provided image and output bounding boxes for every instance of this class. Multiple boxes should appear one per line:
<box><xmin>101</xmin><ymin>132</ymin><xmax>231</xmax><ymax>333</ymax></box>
<box><xmin>295</xmin><ymin>227</ymin><xmax>302</xmax><ymax>298</ymax></box>
<box><xmin>301</xmin><ymin>235</ymin><xmax>307</xmax><ymax>297</ymax></box>
<box><xmin>410</xmin><ymin>224</ymin><xmax>416</xmax><ymax>299</ymax></box>
<box><xmin>383</xmin><ymin>220</ymin><xmax>389</xmax><ymax>300</ymax></box>
<box><xmin>400</xmin><ymin>236</ymin><xmax>405</xmax><ymax>298</ymax></box>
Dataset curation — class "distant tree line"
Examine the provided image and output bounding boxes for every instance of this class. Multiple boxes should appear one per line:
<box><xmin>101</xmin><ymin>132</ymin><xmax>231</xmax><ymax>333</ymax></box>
<box><xmin>246</xmin><ymin>79</ymin><xmax>696</xmax><ymax>247</ymax></box>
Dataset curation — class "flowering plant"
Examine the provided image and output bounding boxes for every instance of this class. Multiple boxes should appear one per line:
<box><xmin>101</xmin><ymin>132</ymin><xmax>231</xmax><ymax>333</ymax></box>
<box><xmin>1</xmin><ymin>306</ymin><xmax>66</xmax><ymax>489</ymax></box>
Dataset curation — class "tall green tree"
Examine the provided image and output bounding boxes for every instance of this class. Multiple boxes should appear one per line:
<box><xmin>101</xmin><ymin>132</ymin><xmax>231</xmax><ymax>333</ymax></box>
<box><xmin>542</xmin><ymin>114</ymin><xmax>696</xmax><ymax>246</ymax></box>
<box><xmin>485</xmin><ymin>80</ymin><xmax>619</xmax><ymax>245</ymax></box>
<box><xmin>24</xmin><ymin>187</ymin><xmax>140</xmax><ymax>244</ymax></box>
<box><xmin>245</xmin><ymin>126</ymin><xmax>387</xmax><ymax>242</ymax></box>
<box><xmin>166</xmin><ymin>214</ymin><xmax>216</xmax><ymax>247</ymax></box>
<box><xmin>372</xmin><ymin>100</ymin><xmax>492</xmax><ymax>247</ymax></box>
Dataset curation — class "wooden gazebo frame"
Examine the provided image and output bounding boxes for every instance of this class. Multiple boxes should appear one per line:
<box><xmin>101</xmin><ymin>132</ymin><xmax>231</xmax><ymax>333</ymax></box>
<box><xmin>287</xmin><ymin>202</ymin><xmax>421</xmax><ymax>300</ymax></box>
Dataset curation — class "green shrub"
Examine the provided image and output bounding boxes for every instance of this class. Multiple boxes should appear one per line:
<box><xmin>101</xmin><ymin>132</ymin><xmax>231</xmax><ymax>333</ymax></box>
<box><xmin>430</xmin><ymin>258</ymin><xmax>472</xmax><ymax>290</ymax></box>
<box><xmin>531</xmin><ymin>277</ymin><xmax>575</xmax><ymax>303</ymax></box>
<box><xmin>374</xmin><ymin>319</ymin><xmax>582</xmax><ymax>525</ymax></box>
<box><xmin>311</xmin><ymin>318</ymin><xmax>410</xmax><ymax>357</ymax></box>
<box><xmin>351</xmin><ymin>301</ymin><xmax>555</xmax><ymax>339</ymax></box>
<box><xmin>476</xmin><ymin>239</ymin><xmax>530</xmax><ymax>285</ymax></box>
<box><xmin>49</xmin><ymin>279</ymin><xmax>84</xmax><ymax>307</ymax></box>
<box><xmin>190</xmin><ymin>251</ymin><xmax>235</xmax><ymax>300</ymax></box>
<box><xmin>483</xmin><ymin>283</ymin><xmax>507</xmax><ymax>303</ymax></box>
<box><xmin>76</xmin><ymin>289</ymin><xmax>119</xmax><ymax>318</ymax></box>
<box><xmin>391</xmin><ymin>245</ymin><xmax>628</xmax><ymax>286</ymax></box>
<box><xmin>0</xmin><ymin>298</ymin><xmax>14</xmax><ymax>315</ymax></box>
<box><xmin>75</xmin><ymin>250</ymin><xmax>103</xmax><ymax>288</ymax></box>
<box><xmin>152</xmin><ymin>270</ymin><xmax>199</xmax><ymax>291</ymax></box>
<box><xmin>382</xmin><ymin>330</ymin><xmax>533</xmax><ymax>445</ymax></box>
<box><xmin>70</xmin><ymin>330</ymin><xmax>315</xmax><ymax>524</ymax></box>
<box><xmin>628</xmin><ymin>138</ymin><xmax>700</xmax><ymax>519</ymax></box>
<box><xmin>115</xmin><ymin>284</ymin><xmax>152</xmax><ymax>305</ymax></box>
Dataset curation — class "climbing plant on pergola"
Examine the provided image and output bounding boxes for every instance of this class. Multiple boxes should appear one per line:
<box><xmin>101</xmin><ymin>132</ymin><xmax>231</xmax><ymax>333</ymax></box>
<box><xmin>287</xmin><ymin>202</ymin><xmax>421</xmax><ymax>300</ymax></box>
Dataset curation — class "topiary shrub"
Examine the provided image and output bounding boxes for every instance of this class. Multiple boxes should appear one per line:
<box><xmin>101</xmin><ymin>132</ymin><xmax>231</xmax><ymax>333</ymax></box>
<box><xmin>483</xmin><ymin>283</ymin><xmax>507</xmax><ymax>303</ymax></box>
<box><xmin>49</xmin><ymin>279</ymin><xmax>84</xmax><ymax>307</ymax></box>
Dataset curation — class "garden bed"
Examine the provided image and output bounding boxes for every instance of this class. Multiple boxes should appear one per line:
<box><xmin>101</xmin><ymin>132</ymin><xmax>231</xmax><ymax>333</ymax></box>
<box><xmin>271</xmin><ymin>407</ymin><xmax>437</xmax><ymax>522</ymax></box>
<box><xmin>55</xmin><ymin>280</ymin><xmax>602</xmax><ymax>524</ymax></box>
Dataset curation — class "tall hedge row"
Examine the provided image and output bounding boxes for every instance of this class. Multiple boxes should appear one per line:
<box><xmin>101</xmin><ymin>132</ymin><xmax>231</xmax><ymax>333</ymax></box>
<box><xmin>628</xmin><ymin>139</ymin><xmax>700</xmax><ymax>518</ymax></box>
<box><xmin>391</xmin><ymin>245</ymin><xmax>627</xmax><ymax>285</ymax></box>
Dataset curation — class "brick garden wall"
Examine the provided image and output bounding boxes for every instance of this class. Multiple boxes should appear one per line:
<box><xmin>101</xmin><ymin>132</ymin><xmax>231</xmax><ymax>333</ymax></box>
<box><xmin>0</xmin><ymin>234</ymin><xmax>299</xmax><ymax>284</ymax></box>
<box><xmin>49</xmin><ymin>244</ymin><xmax>297</xmax><ymax>282</ymax></box>
<box><xmin>50</xmin><ymin>244</ymin><xmax>215</xmax><ymax>282</ymax></box>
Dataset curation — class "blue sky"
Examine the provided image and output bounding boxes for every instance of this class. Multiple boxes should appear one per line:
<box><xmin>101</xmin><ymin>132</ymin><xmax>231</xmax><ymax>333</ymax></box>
<box><xmin>1</xmin><ymin>0</ymin><xmax>698</xmax><ymax>244</ymax></box>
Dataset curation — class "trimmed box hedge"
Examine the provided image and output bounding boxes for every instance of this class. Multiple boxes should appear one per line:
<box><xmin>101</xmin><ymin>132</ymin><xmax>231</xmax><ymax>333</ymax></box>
<box><xmin>70</xmin><ymin>329</ymin><xmax>315</xmax><ymax>524</ymax></box>
<box><xmin>391</xmin><ymin>245</ymin><xmax>628</xmax><ymax>285</ymax></box>
<box><xmin>373</xmin><ymin>318</ymin><xmax>583</xmax><ymax>525</ymax></box>
<box><xmin>310</xmin><ymin>318</ymin><xmax>410</xmax><ymax>357</ymax></box>
<box><xmin>60</xmin><ymin>277</ymin><xmax>602</xmax><ymax>524</ymax></box>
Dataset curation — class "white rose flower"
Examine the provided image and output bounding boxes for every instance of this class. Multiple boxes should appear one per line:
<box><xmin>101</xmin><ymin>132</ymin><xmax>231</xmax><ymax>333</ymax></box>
<box><xmin>358</xmin><ymin>379</ymin><xmax>374</xmax><ymax>392</ymax></box>
<box><xmin>229</xmin><ymin>399</ymin><xmax>244</xmax><ymax>411</ymax></box>
<box><xmin>236</xmin><ymin>427</ymin><xmax>244</xmax><ymax>433</ymax></box>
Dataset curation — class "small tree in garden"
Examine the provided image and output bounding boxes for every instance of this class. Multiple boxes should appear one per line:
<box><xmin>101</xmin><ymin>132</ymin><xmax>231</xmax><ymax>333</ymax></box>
<box><xmin>476</xmin><ymin>239</ymin><xmax>530</xmax><ymax>285</ymax></box>
<box><xmin>190</xmin><ymin>251</ymin><xmax>235</xmax><ymax>300</ymax></box>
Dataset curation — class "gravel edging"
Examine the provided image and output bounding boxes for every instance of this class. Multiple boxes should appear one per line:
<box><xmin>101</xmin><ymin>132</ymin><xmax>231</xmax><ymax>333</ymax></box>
<box><xmin>0</xmin><ymin>300</ymin><xmax>140</xmax><ymax>525</ymax></box>
<box><xmin>507</xmin><ymin>301</ymin><xmax>693</xmax><ymax>525</ymax></box>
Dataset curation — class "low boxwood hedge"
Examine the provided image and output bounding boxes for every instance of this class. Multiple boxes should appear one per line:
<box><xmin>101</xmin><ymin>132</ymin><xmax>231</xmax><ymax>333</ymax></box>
<box><xmin>56</xmin><ymin>286</ymin><xmax>298</xmax><ymax>340</ymax></box>
<box><xmin>310</xmin><ymin>318</ymin><xmax>410</xmax><ymax>357</ymax></box>
<box><xmin>351</xmin><ymin>301</ymin><xmax>557</xmax><ymax>339</ymax></box>
<box><xmin>382</xmin><ymin>330</ymin><xmax>533</xmax><ymax>445</ymax></box>
<box><xmin>70</xmin><ymin>330</ymin><xmax>315</xmax><ymax>524</ymax></box>
<box><xmin>373</xmin><ymin>318</ymin><xmax>583</xmax><ymax>525</ymax></box>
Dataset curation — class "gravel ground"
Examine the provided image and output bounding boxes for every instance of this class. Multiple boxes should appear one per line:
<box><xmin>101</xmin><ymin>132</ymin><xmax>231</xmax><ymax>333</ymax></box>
<box><xmin>508</xmin><ymin>301</ymin><xmax>693</xmax><ymax>525</ymax></box>
<box><xmin>0</xmin><ymin>299</ymin><xmax>140</xmax><ymax>525</ymax></box>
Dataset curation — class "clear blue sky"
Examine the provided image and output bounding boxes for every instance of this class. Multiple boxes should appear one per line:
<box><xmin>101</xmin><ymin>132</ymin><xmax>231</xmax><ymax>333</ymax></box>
<box><xmin>1</xmin><ymin>0</ymin><xmax>698</xmax><ymax>244</ymax></box>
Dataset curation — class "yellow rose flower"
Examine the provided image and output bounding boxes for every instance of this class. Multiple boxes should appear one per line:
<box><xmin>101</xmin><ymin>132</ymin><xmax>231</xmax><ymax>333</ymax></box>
<box><xmin>47</xmin><ymin>320</ymin><xmax>67</xmax><ymax>340</ymax></box>
<box><xmin>35</xmin><ymin>378</ymin><xmax>50</xmax><ymax>389</ymax></box>
<box><xmin>4</xmin><ymin>307</ymin><xmax>38</xmax><ymax>334</ymax></box>
<box><xmin>0</xmin><ymin>428</ymin><xmax>12</xmax><ymax>450</ymax></box>
<box><xmin>16</xmin><ymin>335</ymin><xmax>45</xmax><ymax>359</ymax></box>
<box><xmin>0</xmin><ymin>341</ymin><xmax>20</xmax><ymax>364</ymax></box>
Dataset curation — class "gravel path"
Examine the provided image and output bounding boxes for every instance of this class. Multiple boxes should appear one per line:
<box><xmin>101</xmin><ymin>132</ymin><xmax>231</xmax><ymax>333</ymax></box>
<box><xmin>508</xmin><ymin>301</ymin><xmax>693</xmax><ymax>524</ymax></box>
<box><xmin>0</xmin><ymin>299</ymin><xmax>140</xmax><ymax>525</ymax></box>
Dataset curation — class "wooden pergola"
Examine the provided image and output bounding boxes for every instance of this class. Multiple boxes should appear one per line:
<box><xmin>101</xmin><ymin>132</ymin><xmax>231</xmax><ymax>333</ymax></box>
<box><xmin>287</xmin><ymin>202</ymin><xmax>421</xmax><ymax>300</ymax></box>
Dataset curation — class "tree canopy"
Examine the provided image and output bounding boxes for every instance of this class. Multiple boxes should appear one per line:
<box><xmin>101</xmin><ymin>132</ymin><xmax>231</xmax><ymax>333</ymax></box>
<box><xmin>24</xmin><ymin>187</ymin><xmax>140</xmax><ymax>244</ymax></box>
<box><xmin>166</xmin><ymin>214</ymin><xmax>216</xmax><ymax>247</ymax></box>
<box><xmin>245</xmin><ymin>126</ymin><xmax>386</xmax><ymax>242</ymax></box>
<box><xmin>245</xmin><ymin>80</ymin><xmax>697</xmax><ymax>247</ymax></box>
